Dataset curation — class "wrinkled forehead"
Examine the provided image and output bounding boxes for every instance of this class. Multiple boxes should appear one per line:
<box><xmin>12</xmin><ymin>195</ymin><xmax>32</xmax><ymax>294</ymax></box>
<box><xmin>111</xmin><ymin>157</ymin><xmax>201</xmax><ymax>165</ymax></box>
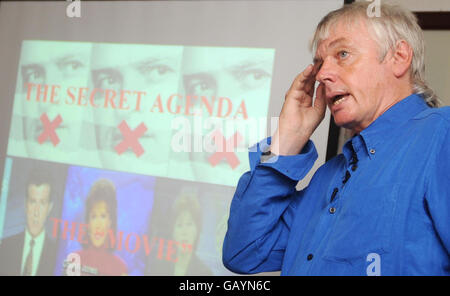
<box><xmin>21</xmin><ymin>41</ymin><xmax>91</xmax><ymax>65</ymax></box>
<box><xmin>91</xmin><ymin>43</ymin><xmax>183</xmax><ymax>69</ymax></box>
<box><xmin>314</xmin><ymin>17</ymin><xmax>375</xmax><ymax>58</ymax></box>
<box><xmin>27</xmin><ymin>183</ymin><xmax>51</xmax><ymax>201</ymax></box>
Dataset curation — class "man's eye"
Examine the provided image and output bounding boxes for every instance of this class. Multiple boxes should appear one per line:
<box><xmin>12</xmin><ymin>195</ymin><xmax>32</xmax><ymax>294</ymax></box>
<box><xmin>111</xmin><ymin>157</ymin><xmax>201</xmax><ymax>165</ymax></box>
<box><xmin>338</xmin><ymin>51</ymin><xmax>349</xmax><ymax>59</ymax></box>
<box><xmin>22</xmin><ymin>65</ymin><xmax>45</xmax><ymax>86</ymax></box>
<box><xmin>27</xmin><ymin>71</ymin><xmax>44</xmax><ymax>82</ymax></box>
<box><xmin>92</xmin><ymin>70</ymin><xmax>122</xmax><ymax>90</ymax></box>
<box><xmin>244</xmin><ymin>69</ymin><xmax>270</xmax><ymax>82</ymax></box>
<box><xmin>58</xmin><ymin>60</ymin><xmax>85</xmax><ymax>77</ymax></box>
<box><xmin>139</xmin><ymin>64</ymin><xmax>174</xmax><ymax>83</ymax></box>
<box><xmin>154</xmin><ymin>65</ymin><xmax>172</xmax><ymax>75</ymax></box>
<box><xmin>99</xmin><ymin>75</ymin><xmax>118</xmax><ymax>88</ymax></box>
<box><xmin>184</xmin><ymin>75</ymin><xmax>217</xmax><ymax>96</ymax></box>
<box><xmin>235</xmin><ymin>68</ymin><xmax>271</xmax><ymax>90</ymax></box>
<box><xmin>189</xmin><ymin>80</ymin><xmax>215</xmax><ymax>94</ymax></box>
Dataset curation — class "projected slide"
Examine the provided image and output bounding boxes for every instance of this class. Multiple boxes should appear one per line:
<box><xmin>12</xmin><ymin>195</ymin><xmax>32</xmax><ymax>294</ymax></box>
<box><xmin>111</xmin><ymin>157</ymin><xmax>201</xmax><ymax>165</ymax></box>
<box><xmin>145</xmin><ymin>178</ymin><xmax>234</xmax><ymax>276</ymax></box>
<box><xmin>0</xmin><ymin>156</ymin><xmax>235</xmax><ymax>275</ymax></box>
<box><xmin>7</xmin><ymin>40</ymin><xmax>275</xmax><ymax>187</ymax></box>
<box><xmin>0</xmin><ymin>39</ymin><xmax>273</xmax><ymax>276</ymax></box>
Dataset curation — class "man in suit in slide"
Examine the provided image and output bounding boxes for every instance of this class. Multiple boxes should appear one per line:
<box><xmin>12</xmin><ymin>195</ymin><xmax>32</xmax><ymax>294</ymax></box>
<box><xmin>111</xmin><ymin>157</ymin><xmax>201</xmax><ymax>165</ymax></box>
<box><xmin>0</xmin><ymin>168</ymin><xmax>58</xmax><ymax>276</ymax></box>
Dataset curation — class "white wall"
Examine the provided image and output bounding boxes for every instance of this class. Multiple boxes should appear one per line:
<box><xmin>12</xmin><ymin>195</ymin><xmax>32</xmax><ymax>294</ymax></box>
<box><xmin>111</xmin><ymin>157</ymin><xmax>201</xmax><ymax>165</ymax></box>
<box><xmin>424</xmin><ymin>31</ymin><xmax>450</xmax><ymax>106</ymax></box>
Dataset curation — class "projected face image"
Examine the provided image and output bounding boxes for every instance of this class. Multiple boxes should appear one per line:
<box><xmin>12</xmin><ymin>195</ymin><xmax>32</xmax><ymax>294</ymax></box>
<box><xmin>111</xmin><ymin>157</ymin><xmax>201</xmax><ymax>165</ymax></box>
<box><xmin>90</xmin><ymin>44</ymin><xmax>183</xmax><ymax>175</ymax></box>
<box><xmin>84</xmin><ymin>178</ymin><xmax>118</xmax><ymax>250</ymax></box>
<box><xmin>88</xmin><ymin>201</ymin><xmax>111</xmax><ymax>248</ymax></box>
<box><xmin>182</xmin><ymin>48</ymin><xmax>273</xmax><ymax>105</ymax></box>
<box><xmin>179</xmin><ymin>47</ymin><xmax>274</xmax><ymax>185</ymax></box>
<box><xmin>18</xmin><ymin>41</ymin><xmax>91</xmax><ymax>161</ymax></box>
<box><xmin>26</xmin><ymin>183</ymin><xmax>53</xmax><ymax>237</ymax></box>
<box><xmin>169</xmin><ymin>193</ymin><xmax>202</xmax><ymax>253</ymax></box>
<box><xmin>172</xmin><ymin>210</ymin><xmax>198</xmax><ymax>249</ymax></box>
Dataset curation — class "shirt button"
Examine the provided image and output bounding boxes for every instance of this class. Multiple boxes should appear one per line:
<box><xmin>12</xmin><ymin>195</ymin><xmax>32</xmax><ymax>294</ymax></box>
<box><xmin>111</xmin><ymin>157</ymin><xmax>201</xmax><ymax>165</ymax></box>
<box><xmin>307</xmin><ymin>254</ymin><xmax>314</xmax><ymax>261</ymax></box>
<box><xmin>369</xmin><ymin>148</ymin><xmax>376</xmax><ymax>154</ymax></box>
<box><xmin>329</xmin><ymin>207</ymin><xmax>336</xmax><ymax>214</ymax></box>
<box><xmin>342</xmin><ymin>171</ymin><xmax>350</xmax><ymax>184</ymax></box>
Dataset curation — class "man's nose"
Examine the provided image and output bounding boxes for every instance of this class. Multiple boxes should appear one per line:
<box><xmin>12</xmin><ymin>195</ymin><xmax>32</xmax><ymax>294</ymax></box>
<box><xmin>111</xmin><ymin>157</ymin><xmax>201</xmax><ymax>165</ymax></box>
<box><xmin>120</xmin><ymin>71</ymin><xmax>132</xmax><ymax>91</ymax></box>
<box><xmin>45</xmin><ymin>65</ymin><xmax>62</xmax><ymax>85</ymax></box>
<box><xmin>33</xmin><ymin>205</ymin><xmax>40</xmax><ymax>216</ymax></box>
<box><xmin>121</xmin><ymin>67</ymin><xmax>148</xmax><ymax>92</ymax></box>
<box><xmin>315</xmin><ymin>58</ymin><xmax>337</xmax><ymax>85</ymax></box>
<box><xmin>111</xmin><ymin>71</ymin><xmax>135</xmax><ymax>122</ymax></box>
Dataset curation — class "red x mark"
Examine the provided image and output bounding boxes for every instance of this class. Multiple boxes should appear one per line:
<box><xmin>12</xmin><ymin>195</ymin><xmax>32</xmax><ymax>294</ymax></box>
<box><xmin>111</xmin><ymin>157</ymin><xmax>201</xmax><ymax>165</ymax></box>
<box><xmin>208</xmin><ymin>129</ymin><xmax>243</xmax><ymax>169</ymax></box>
<box><xmin>37</xmin><ymin>113</ymin><xmax>62</xmax><ymax>146</ymax></box>
<box><xmin>114</xmin><ymin>120</ymin><xmax>148</xmax><ymax>157</ymax></box>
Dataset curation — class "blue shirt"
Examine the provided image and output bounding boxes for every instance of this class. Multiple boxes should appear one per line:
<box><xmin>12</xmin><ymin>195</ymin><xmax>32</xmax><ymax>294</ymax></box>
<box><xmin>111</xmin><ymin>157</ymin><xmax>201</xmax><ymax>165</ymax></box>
<box><xmin>222</xmin><ymin>94</ymin><xmax>450</xmax><ymax>276</ymax></box>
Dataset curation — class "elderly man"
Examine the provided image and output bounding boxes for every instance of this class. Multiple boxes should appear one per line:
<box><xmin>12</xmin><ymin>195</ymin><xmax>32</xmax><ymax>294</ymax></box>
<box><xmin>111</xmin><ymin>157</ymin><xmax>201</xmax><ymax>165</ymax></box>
<box><xmin>222</xmin><ymin>2</ymin><xmax>449</xmax><ymax>276</ymax></box>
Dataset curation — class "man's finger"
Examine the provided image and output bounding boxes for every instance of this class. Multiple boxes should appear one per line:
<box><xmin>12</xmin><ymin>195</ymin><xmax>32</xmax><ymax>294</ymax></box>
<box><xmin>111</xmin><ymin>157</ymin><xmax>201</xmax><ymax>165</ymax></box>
<box><xmin>291</xmin><ymin>64</ymin><xmax>316</xmax><ymax>92</ymax></box>
<box><xmin>314</xmin><ymin>82</ymin><xmax>327</xmax><ymax>117</ymax></box>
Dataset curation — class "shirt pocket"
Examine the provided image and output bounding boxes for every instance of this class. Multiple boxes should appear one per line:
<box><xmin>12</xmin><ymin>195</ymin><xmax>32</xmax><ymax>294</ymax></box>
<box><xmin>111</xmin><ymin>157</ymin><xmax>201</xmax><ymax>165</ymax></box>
<box><xmin>322</xmin><ymin>184</ymin><xmax>399</xmax><ymax>264</ymax></box>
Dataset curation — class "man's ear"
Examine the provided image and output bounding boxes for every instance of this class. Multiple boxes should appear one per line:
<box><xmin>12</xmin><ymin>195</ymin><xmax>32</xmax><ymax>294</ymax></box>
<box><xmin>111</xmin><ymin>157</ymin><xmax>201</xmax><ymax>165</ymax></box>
<box><xmin>391</xmin><ymin>40</ymin><xmax>413</xmax><ymax>78</ymax></box>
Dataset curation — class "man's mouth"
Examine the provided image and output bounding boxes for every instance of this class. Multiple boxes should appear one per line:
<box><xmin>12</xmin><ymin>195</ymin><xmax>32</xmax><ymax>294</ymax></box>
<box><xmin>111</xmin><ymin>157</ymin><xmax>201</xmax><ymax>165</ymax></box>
<box><xmin>332</xmin><ymin>94</ymin><xmax>350</xmax><ymax>106</ymax></box>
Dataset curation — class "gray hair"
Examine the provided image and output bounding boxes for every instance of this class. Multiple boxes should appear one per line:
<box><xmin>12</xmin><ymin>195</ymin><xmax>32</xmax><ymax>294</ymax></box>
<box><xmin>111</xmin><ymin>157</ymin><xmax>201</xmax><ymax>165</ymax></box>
<box><xmin>311</xmin><ymin>1</ymin><xmax>440</xmax><ymax>107</ymax></box>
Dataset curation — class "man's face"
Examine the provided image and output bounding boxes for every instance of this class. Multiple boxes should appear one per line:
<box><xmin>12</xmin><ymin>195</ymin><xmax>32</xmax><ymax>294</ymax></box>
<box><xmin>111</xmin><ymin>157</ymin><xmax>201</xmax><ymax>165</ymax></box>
<box><xmin>90</xmin><ymin>44</ymin><xmax>182</xmax><ymax>174</ymax></box>
<box><xmin>19</xmin><ymin>42</ymin><xmax>91</xmax><ymax>159</ymax></box>
<box><xmin>314</xmin><ymin>18</ymin><xmax>394</xmax><ymax>133</ymax></box>
<box><xmin>179</xmin><ymin>47</ymin><xmax>273</xmax><ymax>184</ymax></box>
<box><xmin>181</xmin><ymin>48</ymin><xmax>273</xmax><ymax>105</ymax></box>
<box><xmin>26</xmin><ymin>183</ymin><xmax>53</xmax><ymax>237</ymax></box>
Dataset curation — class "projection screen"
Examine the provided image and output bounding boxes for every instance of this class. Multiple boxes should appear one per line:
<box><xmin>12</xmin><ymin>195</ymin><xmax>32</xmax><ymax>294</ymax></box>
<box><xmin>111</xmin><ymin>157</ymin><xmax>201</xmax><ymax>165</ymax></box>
<box><xmin>0</xmin><ymin>0</ymin><xmax>341</xmax><ymax>276</ymax></box>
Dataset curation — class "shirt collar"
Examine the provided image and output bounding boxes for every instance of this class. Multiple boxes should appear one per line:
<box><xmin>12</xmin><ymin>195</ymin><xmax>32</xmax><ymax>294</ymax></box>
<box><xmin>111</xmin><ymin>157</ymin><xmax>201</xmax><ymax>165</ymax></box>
<box><xmin>25</xmin><ymin>228</ymin><xmax>46</xmax><ymax>245</ymax></box>
<box><xmin>342</xmin><ymin>93</ymin><xmax>429</xmax><ymax>163</ymax></box>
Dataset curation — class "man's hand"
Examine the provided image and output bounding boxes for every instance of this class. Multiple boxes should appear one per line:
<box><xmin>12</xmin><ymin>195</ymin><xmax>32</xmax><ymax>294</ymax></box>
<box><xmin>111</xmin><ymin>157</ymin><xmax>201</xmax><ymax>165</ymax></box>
<box><xmin>271</xmin><ymin>64</ymin><xmax>326</xmax><ymax>156</ymax></box>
